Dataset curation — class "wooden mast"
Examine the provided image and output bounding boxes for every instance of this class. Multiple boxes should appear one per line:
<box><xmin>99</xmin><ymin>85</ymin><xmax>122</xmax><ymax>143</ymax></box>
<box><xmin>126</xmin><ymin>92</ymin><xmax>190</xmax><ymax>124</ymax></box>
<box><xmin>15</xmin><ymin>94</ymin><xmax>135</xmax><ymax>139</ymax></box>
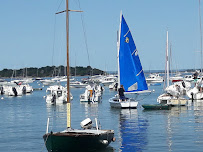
<box><xmin>66</xmin><ymin>0</ymin><xmax>71</xmax><ymax>128</ymax></box>
<box><xmin>65</xmin><ymin>0</ymin><xmax>82</xmax><ymax>128</ymax></box>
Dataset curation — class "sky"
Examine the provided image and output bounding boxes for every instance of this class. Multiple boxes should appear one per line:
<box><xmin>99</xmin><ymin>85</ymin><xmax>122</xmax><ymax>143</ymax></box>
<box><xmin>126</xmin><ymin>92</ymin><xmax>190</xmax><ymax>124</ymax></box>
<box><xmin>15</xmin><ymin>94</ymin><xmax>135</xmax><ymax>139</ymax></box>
<box><xmin>0</xmin><ymin>0</ymin><xmax>202</xmax><ymax>72</ymax></box>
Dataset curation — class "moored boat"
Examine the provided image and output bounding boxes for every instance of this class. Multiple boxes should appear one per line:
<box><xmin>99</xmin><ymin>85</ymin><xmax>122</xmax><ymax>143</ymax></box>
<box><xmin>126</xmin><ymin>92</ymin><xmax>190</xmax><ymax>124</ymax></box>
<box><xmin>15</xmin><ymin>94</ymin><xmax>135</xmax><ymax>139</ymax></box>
<box><xmin>142</xmin><ymin>104</ymin><xmax>171</xmax><ymax>110</ymax></box>
<box><xmin>43</xmin><ymin>127</ymin><xmax>114</xmax><ymax>151</ymax></box>
<box><xmin>43</xmin><ymin>1</ymin><xmax>115</xmax><ymax>151</ymax></box>
<box><xmin>109</xmin><ymin>12</ymin><xmax>150</xmax><ymax>109</ymax></box>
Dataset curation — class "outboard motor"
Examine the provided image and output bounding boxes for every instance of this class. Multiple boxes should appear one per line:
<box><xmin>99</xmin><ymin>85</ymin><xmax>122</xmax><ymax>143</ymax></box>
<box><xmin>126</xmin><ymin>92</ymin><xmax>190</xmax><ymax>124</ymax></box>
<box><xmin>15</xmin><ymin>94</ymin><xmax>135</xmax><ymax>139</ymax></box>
<box><xmin>80</xmin><ymin>118</ymin><xmax>92</xmax><ymax>129</ymax></box>
<box><xmin>0</xmin><ymin>86</ymin><xmax>3</xmax><ymax>95</ymax></box>
<box><xmin>12</xmin><ymin>87</ymin><xmax>18</xmax><ymax>96</ymax></box>
<box><xmin>51</xmin><ymin>94</ymin><xmax>56</xmax><ymax>104</ymax></box>
<box><xmin>22</xmin><ymin>86</ymin><xmax>26</xmax><ymax>94</ymax></box>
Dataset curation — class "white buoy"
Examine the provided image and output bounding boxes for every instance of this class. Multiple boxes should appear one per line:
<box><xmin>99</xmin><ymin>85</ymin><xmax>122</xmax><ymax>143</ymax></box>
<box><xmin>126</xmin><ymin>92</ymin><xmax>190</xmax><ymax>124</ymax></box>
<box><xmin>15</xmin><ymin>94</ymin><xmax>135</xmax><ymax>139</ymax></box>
<box><xmin>1</xmin><ymin>97</ymin><xmax>4</xmax><ymax>100</ymax></box>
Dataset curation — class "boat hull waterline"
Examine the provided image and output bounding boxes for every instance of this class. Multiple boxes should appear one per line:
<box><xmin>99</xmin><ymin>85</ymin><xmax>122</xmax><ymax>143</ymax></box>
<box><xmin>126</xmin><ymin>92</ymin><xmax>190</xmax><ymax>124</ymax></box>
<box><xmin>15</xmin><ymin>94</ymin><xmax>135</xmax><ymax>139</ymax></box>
<box><xmin>109</xmin><ymin>98</ymin><xmax>138</xmax><ymax>109</ymax></box>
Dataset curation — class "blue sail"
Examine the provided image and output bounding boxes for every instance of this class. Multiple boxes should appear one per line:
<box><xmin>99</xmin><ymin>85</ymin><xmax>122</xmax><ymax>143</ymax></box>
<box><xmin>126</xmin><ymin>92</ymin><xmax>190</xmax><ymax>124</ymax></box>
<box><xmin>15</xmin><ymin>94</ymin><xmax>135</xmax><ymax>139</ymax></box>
<box><xmin>119</xmin><ymin>15</ymin><xmax>148</xmax><ymax>92</ymax></box>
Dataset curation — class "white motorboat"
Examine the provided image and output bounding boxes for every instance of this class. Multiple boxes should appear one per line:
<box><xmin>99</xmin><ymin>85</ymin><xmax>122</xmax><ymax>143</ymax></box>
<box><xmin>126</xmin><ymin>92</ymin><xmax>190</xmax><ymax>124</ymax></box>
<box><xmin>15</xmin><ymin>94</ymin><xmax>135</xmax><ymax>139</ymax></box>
<box><xmin>100</xmin><ymin>75</ymin><xmax>117</xmax><ymax>86</ymax></box>
<box><xmin>170</xmin><ymin>74</ymin><xmax>183</xmax><ymax>83</ymax></box>
<box><xmin>70</xmin><ymin>81</ymin><xmax>88</xmax><ymax>88</ymax></box>
<box><xmin>40</xmin><ymin>79</ymin><xmax>55</xmax><ymax>86</ymax></box>
<box><xmin>20</xmin><ymin>83</ymin><xmax>34</xmax><ymax>94</ymax></box>
<box><xmin>80</xmin><ymin>84</ymin><xmax>103</xmax><ymax>102</ymax></box>
<box><xmin>3</xmin><ymin>82</ymin><xmax>23</xmax><ymax>96</ymax></box>
<box><xmin>146</xmin><ymin>73</ymin><xmax>164</xmax><ymax>84</ymax></box>
<box><xmin>46</xmin><ymin>85</ymin><xmax>69</xmax><ymax>104</ymax></box>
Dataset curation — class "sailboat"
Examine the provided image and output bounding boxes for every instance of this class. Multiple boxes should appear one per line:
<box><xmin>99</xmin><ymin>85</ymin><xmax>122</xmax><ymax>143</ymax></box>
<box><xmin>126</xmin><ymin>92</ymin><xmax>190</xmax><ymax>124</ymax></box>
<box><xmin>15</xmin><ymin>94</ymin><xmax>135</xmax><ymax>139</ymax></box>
<box><xmin>109</xmin><ymin>13</ymin><xmax>149</xmax><ymax>109</ymax></box>
<box><xmin>157</xmin><ymin>31</ymin><xmax>188</xmax><ymax>106</ymax></box>
<box><xmin>43</xmin><ymin>1</ymin><xmax>115</xmax><ymax>151</ymax></box>
<box><xmin>186</xmin><ymin>0</ymin><xmax>203</xmax><ymax>100</ymax></box>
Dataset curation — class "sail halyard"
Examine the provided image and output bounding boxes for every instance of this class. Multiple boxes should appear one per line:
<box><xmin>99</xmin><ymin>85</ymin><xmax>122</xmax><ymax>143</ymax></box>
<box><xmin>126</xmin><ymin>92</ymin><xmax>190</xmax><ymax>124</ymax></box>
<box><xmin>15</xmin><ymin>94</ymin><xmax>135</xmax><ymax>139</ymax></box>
<box><xmin>66</xmin><ymin>0</ymin><xmax>71</xmax><ymax>128</ymax></box>
<box><xmin>166</xmin><ymin>31</ymin><xmax>169</xmax><ymax>88</ymax></box>
<box><xmin>119</xmin><ymin>14</ymin><xmax>148</xmax><ymax>93</ymax></box>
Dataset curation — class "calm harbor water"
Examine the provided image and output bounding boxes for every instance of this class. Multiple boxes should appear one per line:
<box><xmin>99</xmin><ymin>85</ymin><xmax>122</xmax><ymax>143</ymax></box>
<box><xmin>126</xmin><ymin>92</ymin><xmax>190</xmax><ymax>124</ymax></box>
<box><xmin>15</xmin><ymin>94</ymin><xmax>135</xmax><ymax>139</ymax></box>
<box><xmin>1</xmin><ymin>78</ymin><xmax>203</xmax><ymax>152</ymax></box>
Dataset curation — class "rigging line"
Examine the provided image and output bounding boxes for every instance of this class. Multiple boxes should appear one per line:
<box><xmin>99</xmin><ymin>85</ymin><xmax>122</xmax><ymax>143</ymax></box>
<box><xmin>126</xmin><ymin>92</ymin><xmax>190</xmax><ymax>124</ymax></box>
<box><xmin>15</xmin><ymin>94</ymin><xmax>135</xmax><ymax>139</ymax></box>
<box><xmin>52</xmin><ymin>0</ymin><xmax>64</xmax><ymax>66</ymax></box>
<box><xmin>135</xmin><ymin>92</ymin><xmax>152</xmax><ymax>101</ymax></box>
<box><xmin>52</xmin><ymin>15</ymin><xmax>57</xmax><ymax>66</ymax></box>
<box><xmin>76</xmin><ymin>0</ymin><xmax>91</xmax><ymax>67</ymax></box>
<box><xmin>56</xmin><ymin>0</ymin><xmax>64</xmax><ymax>12</ymax></box>
<box><xmin>199</xmin><ymin>0</ymin><xmax>203</xmax><ymax>73</ymax></box>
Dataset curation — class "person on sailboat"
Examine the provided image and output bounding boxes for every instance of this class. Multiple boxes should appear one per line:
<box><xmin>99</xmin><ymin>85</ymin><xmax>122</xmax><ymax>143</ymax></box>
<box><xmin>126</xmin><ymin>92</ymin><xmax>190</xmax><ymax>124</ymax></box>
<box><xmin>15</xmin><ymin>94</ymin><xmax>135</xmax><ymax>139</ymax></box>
<box><xmin>118</xmin><ymin>85</ymin><xmax>126</xmax><ymax>101</ymax></box>
<box><xmin>193</xmin><ymin>71</ymin><xmax>199</xmax><ymax>83</ymax></box>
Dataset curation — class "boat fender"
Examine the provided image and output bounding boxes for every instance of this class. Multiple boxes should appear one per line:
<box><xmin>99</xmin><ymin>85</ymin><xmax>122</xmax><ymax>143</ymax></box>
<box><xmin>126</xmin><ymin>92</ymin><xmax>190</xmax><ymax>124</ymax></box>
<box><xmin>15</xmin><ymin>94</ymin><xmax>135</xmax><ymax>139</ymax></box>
<box><xmin>101</xmin><ymin>140</ymin><xmax>108</xmax><ymax>144</ymax></box>
<box><xmin>112</xmin><ymin>137</ymin><xmax>116</xmax><ymax>142</ymax></box>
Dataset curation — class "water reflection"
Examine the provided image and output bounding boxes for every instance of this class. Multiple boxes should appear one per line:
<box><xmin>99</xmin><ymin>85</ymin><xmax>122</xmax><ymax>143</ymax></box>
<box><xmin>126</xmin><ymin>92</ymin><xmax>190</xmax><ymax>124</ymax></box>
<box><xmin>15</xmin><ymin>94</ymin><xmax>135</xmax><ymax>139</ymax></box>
<box><xmin>45</xmin><ymin>103</ymin><xmax>67</xmax><ymax>131</ymax></box>
<box><xmin>80</xmin><ymin>102</ymin><xmax>99</xmax><ymax>118</ymax></box>
<box><xmin>119</xmin><ymin>109</ymin><xmax>148</xmax><ymax>151</ymax></box>
<box><xmin>166</xmin><ymin>106</ymin><xmax>188</xmax><ymax>151</ymax></box>
<box><xmin>193</xmin><ymin>100</ymin><xmax>203</xmax><ymax>145</ymax></box>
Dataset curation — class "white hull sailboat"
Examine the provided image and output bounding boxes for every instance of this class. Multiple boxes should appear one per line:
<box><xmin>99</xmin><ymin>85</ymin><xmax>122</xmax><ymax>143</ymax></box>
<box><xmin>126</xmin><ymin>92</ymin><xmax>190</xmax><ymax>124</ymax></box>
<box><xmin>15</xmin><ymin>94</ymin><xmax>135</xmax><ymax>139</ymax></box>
<box><xmin>186</xmin><ymin>1</ymin><xmax>203</xmax><ymax>100</ymax></box>
<box><xmin>157</xmin><ymin>31</ymin><xmax>188</xmax><ymax>106</ymax></box>
<box><xmin>109</xmin><ymin>13</ymin><xmax>149</xmax><ymax>109</ymax></box>
<box><xmin>109</xmin><ymin>97</ymin><xmax>138</xmax><ymax>108</ymax></box>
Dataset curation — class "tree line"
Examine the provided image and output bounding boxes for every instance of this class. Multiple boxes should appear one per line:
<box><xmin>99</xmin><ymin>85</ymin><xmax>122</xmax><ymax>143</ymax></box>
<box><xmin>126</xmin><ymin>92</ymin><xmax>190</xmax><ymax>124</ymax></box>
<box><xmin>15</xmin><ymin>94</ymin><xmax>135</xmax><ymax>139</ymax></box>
<box><xmin>0</xmin><ymin>66</ymin><xmax>105</xmax><ymax>78</ymax></box>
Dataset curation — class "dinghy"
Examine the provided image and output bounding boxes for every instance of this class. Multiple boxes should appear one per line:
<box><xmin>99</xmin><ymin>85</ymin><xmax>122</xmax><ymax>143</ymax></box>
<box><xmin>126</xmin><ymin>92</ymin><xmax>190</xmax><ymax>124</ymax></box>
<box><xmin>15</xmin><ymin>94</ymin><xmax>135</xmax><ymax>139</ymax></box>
<box><xmin>109</xmin><ymin>13</ymin><xmax>149</xmax><ymax>109</ymax></box>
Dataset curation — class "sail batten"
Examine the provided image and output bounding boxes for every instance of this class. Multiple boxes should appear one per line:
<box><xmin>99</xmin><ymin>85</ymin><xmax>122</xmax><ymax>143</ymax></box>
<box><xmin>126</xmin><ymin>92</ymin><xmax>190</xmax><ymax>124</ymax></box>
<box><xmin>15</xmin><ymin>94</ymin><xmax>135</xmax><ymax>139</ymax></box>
<box><xmin>119</xmin><ymin>15</ymin><xmax>148</xmax><ymax>93</ymax></box>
